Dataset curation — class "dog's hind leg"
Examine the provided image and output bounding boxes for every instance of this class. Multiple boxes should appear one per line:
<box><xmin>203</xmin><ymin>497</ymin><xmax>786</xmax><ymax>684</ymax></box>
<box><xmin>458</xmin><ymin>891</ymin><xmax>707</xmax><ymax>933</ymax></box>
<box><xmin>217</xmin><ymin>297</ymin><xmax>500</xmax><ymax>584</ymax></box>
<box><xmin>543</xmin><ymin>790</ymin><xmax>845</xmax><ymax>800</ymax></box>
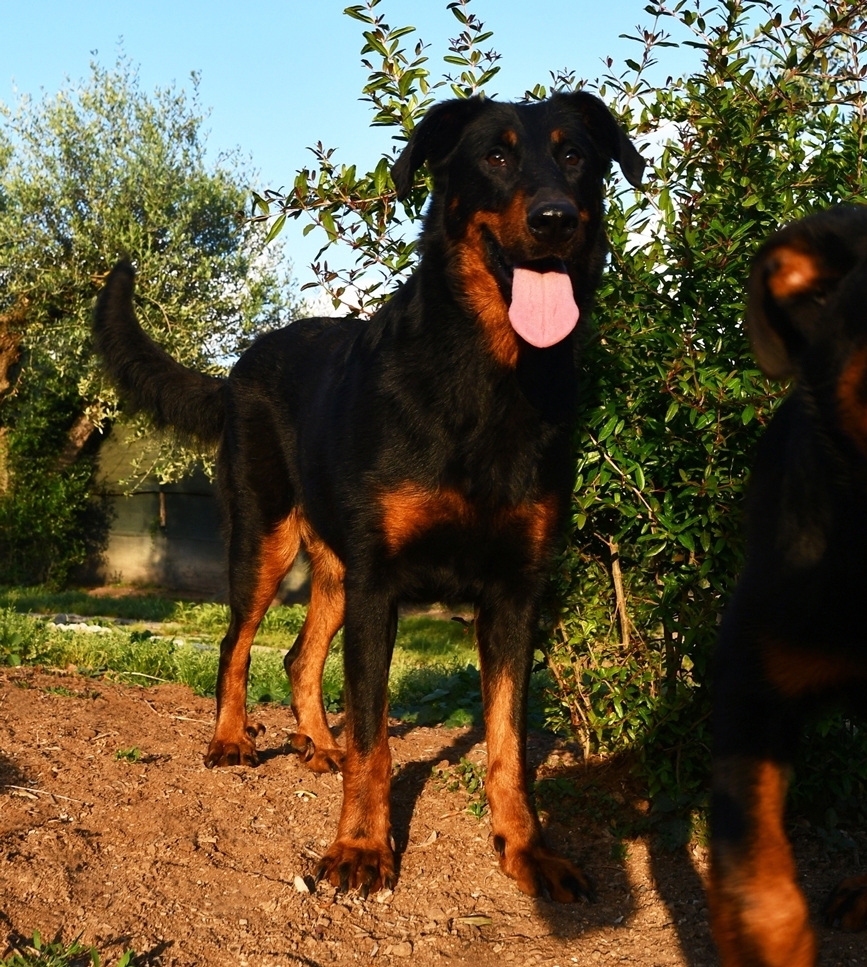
<box><xmin>284</xmin><ymin>527</ymin><xmax>346</xmax><ymax>773</ymax></box>
<box><xmin>205</xmin><ymin>511</ymin><xmax>302</xmax><ymax>768</ymax></box>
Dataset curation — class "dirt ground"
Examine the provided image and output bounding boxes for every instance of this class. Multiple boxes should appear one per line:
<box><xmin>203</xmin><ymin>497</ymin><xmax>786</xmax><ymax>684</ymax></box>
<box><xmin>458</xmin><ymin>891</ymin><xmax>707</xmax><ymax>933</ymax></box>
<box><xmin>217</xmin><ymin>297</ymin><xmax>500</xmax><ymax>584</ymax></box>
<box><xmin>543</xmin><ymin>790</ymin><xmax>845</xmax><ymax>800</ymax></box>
<box><xmin>0</xmin><ymin>667</ymin><xmax>863</xmax><ymax>967</ymax></box>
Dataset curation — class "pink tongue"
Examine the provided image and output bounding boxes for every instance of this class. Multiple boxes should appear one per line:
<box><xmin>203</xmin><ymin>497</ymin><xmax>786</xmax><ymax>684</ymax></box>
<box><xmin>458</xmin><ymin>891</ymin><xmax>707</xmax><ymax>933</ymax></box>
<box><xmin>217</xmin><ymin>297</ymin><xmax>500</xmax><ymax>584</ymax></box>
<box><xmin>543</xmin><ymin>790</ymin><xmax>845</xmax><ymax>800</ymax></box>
<box><xmin>508</xmin><ymin>266</ymin><xmax>579</xmax><ymax>348</ymax></box>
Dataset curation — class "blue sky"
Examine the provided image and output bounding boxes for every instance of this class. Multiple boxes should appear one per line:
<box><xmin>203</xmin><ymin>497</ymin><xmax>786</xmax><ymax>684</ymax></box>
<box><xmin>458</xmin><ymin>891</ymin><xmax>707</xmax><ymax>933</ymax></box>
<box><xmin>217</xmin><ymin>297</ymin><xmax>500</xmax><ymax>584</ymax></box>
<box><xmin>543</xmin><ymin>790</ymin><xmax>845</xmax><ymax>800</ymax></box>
<box><xmin>0</xmin><ymin>1</ymin><xmax>697</xmax><ymax>295</ymax></box>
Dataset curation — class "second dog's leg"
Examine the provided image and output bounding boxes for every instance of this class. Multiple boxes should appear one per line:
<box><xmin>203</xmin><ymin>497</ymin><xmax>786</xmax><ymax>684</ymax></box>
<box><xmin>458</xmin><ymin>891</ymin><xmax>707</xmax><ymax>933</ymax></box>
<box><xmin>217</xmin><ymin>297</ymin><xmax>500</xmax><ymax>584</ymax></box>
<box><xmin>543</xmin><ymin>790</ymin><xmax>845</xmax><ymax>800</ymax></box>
<box><xmin>710</xmin><ymin>756</ymin><xmax>814</xmax><ymax>967</ymax></box>
<box><xmin>710</xmin><ymin>623</ymin><xmax>814</xmax><ymax>967</ymax></box>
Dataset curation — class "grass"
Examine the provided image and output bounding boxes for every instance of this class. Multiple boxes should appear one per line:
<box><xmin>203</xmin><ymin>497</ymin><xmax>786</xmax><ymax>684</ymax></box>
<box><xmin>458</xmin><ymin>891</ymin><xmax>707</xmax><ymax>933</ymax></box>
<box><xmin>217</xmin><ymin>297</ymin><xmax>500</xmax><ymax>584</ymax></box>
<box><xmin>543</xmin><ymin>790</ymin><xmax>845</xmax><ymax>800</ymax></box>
<box><xmin>0</xmin><ymin>587</ymin><xmax>509</xmax><ymax>724</ymax></box>
<box><xmin>114</xmin><ymin>747</ymin><xmax>142</xmax><ymax>762</ymax></box>
<box><xmin>0</xmin><ymin>587</ymin><xmax>307</xmax><ymax>649</ymax></box>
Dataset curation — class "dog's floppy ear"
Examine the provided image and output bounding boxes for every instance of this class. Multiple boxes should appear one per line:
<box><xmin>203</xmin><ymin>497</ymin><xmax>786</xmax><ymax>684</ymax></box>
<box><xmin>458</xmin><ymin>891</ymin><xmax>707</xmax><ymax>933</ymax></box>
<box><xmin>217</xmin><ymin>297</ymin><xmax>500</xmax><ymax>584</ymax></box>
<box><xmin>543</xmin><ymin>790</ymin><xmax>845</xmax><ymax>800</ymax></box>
<box><xmin>746</xmin><ymin>210</ymin><xmax>867</xmax><ymax>379</ymax></box>
<box><xmin>563</xmin><ymin>91</ymin><xmax>646</xmax><ymax>189</ymax></box>
<box><xmin>392</xmin><ymin>97</ymin><xmax>487</xmax><ymax>201</ymax></box>
<box><xmin>747</xmin><ymin>242</ymin><xmax>823</xmax><ymax>378</ymax></box>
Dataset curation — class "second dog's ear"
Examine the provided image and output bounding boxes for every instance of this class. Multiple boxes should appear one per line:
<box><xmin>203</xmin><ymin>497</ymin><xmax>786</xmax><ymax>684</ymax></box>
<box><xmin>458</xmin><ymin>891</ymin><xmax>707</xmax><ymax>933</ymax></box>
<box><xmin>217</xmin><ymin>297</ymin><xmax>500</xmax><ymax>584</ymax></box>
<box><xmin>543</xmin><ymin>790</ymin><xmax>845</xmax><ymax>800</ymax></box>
<box><xmin>392</xmin><ymin>97</ymin><xmax>486</xmax><ymax>201</ymax></box>
<box><xmin>747</xmin><ymin>242</ymin><xmax>824</xmax><ymax>378</ymax></box>
<box><xmin>746</xmin><ymin>210</ymin><xmax>867</xmax><ymax>379</ymax></box>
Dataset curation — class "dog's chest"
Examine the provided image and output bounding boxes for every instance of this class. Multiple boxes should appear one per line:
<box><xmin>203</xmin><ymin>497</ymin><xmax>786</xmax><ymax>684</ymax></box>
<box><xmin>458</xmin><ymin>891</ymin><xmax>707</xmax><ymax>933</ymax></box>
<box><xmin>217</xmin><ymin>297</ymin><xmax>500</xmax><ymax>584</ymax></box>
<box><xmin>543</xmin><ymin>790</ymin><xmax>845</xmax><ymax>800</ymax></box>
<box><xmin>376</xmin><ymin>483</ymin><xmax>559</xmax><ymax>566</ymax></box>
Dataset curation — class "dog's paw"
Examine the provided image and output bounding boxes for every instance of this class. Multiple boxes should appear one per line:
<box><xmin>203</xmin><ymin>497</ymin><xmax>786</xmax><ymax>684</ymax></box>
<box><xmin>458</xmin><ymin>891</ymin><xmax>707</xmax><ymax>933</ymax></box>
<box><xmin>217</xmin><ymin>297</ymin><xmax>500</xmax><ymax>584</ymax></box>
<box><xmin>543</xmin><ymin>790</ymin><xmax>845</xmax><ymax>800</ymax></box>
<box><xmin>824</xmin><ymin>875</ymin><xmax>867</xmax><ymax>931</ymax></box>
<box><xmin>315</xmin><ymin>837</ymin><xmax>396</xmax><ymax>898</ymax></box>
<box><xmin>494</xmin><ymin>838</ymin><xmax>594</xmax><ymax>903</ymax></box>
<box><xmin>204</xmin><ymin>720</ymin><xmax>265</xmax><ymax>768</ymax></box>
<box><xmin>286</xmin><ymin>732</ymin><xmax>344</xmax><ymax>773</ymax></box>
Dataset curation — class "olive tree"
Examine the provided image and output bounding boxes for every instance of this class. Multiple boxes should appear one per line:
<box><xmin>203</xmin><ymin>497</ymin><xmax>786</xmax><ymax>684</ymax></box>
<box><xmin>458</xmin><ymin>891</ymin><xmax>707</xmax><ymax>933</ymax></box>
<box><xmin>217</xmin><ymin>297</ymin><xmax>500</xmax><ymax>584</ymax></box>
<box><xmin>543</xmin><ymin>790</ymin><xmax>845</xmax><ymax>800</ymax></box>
<box><xmin>0</xmin><ymin>58</ymin><xmax>304</xmax><ymax>583</ymax></box>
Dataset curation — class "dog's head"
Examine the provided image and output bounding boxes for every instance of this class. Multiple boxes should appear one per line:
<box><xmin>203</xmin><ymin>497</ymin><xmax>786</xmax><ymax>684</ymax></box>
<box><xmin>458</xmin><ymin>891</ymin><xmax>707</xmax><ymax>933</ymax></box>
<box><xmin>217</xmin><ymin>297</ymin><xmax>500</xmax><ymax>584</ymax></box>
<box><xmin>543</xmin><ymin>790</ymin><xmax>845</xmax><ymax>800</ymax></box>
<box><xmin>747</xmin><ymin>204</ymin><xmax>867</xmax><ymax>446</ymax></box>
<box><xmin>392</xmin><ymin>94</ymin><xmax>645</xmax><ymax>366</ymax></box>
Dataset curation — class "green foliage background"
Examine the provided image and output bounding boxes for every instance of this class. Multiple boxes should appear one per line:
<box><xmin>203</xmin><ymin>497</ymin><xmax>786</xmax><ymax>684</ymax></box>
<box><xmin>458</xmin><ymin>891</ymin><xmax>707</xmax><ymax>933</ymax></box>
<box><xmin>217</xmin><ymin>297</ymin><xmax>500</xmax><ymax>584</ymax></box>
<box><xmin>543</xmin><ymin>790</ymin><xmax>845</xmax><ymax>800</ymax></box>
<box><xmin>554</xmin><ymin>1</ymin><xmax>867</xmax><ymax>815</ymax></box>
<box><xmin>258</xmin><ymin>0</ymin><xmax>867</xmax><ymax>823</ymax></box>
<box><xmin>0</xmin><ymin>58</ymin><xmax>304</xmax><ymax>584</ymax></box>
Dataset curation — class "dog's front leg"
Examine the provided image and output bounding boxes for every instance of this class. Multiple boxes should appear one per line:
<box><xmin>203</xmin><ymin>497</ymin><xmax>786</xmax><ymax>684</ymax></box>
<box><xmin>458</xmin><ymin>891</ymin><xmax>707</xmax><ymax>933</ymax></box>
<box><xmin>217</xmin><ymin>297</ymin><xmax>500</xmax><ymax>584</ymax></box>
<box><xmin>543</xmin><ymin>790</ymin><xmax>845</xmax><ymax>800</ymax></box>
<box><xmin>710</xmin><ymin>755</ymin><xmax>815</xmax><ymax>967</ymax></box>
<box><xmin>476</xmin><ymin>587</ymin><xmax>594</xmax><ymax>902</ymax></box>
<box><xmin>316</xmin><ymin>583</ymin><xmax>397</xmax><ymax>896</ymax></box>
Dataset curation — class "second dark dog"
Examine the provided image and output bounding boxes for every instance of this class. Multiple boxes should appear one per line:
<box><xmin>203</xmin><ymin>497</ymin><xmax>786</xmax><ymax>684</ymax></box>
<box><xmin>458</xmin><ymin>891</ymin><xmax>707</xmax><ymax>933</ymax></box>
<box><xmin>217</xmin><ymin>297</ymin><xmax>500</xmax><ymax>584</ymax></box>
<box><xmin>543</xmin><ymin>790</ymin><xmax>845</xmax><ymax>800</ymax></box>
<box><xmin>94</xmin><ymin>92</ymin><xmax>644</xmax><ymax>899</ymax></box>
<box><xmin>710</xmin><ymin>204</ymin><xmax>867</xmax><ymax>966</ymax></box>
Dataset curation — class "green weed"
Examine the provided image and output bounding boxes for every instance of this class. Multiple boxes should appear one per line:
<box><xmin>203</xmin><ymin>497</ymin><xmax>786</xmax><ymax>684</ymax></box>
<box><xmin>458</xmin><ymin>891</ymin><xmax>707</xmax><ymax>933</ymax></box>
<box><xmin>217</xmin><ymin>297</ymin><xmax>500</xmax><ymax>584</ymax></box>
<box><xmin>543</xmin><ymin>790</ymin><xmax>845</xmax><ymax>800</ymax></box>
<box><xmin>114</xmin><ymin>747</ymin><xmax>141</xmax><ymax>763</ymax></box>
<box><xmin>0</xmin><ymin>608</ymin><xmax>52</xmax><ymax>666</ymax></box>
<box><xmin>0</xmin><ymin>588</ymin><xmax>307</xmax><ymax>649</ymax></box>
<box><xmin>0</xmin><ymin>930</ymin><xmax>134</xmax><ymax>967</ymax></box>
<box><xmin>42</xmin><ymin>686</ymin><xmax>99</xmax><ymax>699</ymax></box>
<box><xmin>433</xmin><ymin>756</ymin><xmax>488</xmax><ymax>818</ymax></box>
<box><xmin>0</xmin><ymin>606</ymin><xmax>493</xmax><ymax>727</ymax></box>
<box><xmin>0</xmin><ymin>587</ymin><xmax>175</xmax><ymax>622</ymax></box>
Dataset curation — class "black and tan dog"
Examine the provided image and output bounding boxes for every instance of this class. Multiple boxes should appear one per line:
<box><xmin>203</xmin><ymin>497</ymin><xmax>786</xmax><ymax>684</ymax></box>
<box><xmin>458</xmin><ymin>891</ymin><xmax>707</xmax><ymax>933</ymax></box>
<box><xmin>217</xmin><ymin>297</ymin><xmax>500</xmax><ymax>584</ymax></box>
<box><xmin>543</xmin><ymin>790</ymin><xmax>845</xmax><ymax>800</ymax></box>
<box><xmin>710</xmin><ymin>204</ymin><xmax>867</xmax><ymax>965</ymax></box>
<box><xmin>94</xmin><ymin>93</ymin><xmax>644</xmax><ymax>899</ymax></box>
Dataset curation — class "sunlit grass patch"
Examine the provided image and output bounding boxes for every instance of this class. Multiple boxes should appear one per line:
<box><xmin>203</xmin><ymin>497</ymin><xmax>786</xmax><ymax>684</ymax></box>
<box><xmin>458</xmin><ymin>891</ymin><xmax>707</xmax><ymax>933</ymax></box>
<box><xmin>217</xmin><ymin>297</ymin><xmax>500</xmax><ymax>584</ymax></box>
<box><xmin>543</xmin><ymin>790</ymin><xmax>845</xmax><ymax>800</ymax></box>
<box><xmin>0</xmin><ymin>600</ymin><xmax>558</xmax><ymax>729</ymax></box>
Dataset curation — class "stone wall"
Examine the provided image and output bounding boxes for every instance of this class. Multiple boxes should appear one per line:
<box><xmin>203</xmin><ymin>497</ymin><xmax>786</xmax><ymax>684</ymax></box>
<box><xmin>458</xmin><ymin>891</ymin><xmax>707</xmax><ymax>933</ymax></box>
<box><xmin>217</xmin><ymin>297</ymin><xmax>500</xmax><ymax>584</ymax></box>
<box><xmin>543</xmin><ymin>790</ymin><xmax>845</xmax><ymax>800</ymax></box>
<box><xmin>82</xmin><ymin>427</ymin><xmax>309</xmax><ymax>601</ymax></box>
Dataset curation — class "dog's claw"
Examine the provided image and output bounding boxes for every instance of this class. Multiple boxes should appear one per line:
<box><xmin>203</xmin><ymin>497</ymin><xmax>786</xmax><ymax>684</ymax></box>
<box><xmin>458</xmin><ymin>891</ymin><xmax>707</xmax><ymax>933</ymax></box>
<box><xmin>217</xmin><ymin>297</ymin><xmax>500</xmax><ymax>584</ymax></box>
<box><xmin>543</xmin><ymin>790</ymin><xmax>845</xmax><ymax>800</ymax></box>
<box><xmin>315</xmin><ymin>838</ymin><xmax>396</xmax><ymax>896</ymax></box>
<box><xmin>497</xmin><ymin>841</ymin><xmax>593</xmax><ymax>904</ymax></box>
<box><xmin>286</xmin><ymin>733</ymin><xmax>345</xmax><ymax>774</ymax></box>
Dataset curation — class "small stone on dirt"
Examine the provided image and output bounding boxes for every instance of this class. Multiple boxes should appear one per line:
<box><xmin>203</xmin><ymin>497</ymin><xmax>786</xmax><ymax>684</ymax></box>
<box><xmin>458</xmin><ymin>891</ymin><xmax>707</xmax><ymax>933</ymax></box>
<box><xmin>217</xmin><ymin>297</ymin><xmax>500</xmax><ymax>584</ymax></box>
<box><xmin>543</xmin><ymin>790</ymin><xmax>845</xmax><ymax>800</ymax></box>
<box><xmin>385</xmin><ymin>941</ymin><xmax>413</xmax><ymax>957</ymax></box>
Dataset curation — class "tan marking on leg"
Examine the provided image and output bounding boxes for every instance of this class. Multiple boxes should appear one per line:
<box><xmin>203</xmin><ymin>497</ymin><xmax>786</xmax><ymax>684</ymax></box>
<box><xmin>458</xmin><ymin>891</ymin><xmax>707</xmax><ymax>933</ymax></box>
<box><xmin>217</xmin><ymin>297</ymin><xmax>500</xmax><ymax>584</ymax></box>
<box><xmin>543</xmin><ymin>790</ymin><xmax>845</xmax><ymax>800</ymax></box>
<box><xmin>318</xmin><ymin>706</ymin><xmax>395</xmax><ymax>893</ymax></box>
<box><xmin>286</xmin><ymin>518</ymin><xmax>346</xmax><ymax>772</ymax></box>
<box><xmin>484</xmin><ymin>670</ymin><xmax>539</xmax><ymax>850</ymax></box>
<box><xmin>497</xmin><ymin>494</ymin><xmax>560</xmax><ymax>561</ymax></box>
<box><xmin>482</xmin><ymin>668</ymin><xmax>591</xmax><ymax>901</ymax></box>
<box><xmin>710</xmin><ymin>758</ymin><xmax>815</xmax><ymax>966</ymax></box>
<box><xmin>207</xmin><ymin>513</ymin><xmax>302</xmax><ymax>767</ymax></box>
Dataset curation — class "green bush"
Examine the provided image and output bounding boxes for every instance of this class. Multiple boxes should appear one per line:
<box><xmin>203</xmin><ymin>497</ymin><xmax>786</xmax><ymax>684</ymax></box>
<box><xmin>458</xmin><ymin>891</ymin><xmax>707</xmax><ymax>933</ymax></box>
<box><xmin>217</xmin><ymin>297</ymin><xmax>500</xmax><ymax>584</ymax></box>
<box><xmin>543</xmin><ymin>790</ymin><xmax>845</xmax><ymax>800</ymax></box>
<box><xmin>0</xmin><ymin>366</ymin><xmax>108</xmax><ymax>585</ymax></box>
<box><xmin>549</xmin><ymin>0</ymin><xmax>867</xmax><ymax>810</ymax></box>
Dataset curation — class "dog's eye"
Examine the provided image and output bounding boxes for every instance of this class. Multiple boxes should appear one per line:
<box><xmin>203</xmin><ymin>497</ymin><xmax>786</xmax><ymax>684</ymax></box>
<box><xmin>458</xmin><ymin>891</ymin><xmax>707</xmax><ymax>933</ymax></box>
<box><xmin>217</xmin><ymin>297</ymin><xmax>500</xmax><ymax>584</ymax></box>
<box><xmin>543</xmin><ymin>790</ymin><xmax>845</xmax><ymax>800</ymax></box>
<box><xmin>487</xmin><ymin>149</ymin><xmax>507</xmax><ymax>167</ymax></box>
<box><xmin>564</xmin><ymin>149</ymin><xmax>581</xmax><ymax>167</ymax></box>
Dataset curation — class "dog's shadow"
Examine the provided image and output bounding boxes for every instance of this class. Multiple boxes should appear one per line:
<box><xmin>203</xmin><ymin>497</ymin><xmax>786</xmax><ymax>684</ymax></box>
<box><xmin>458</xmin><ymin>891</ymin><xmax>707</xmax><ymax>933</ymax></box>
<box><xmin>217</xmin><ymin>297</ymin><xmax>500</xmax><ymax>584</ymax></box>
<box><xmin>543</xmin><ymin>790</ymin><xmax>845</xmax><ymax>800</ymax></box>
<box><xmin>386</xmin><ymin>726</ymin><xmax>715</xmax><ymax>967</ymax></box>
<box><xmin>257</xmin><ymin>687</ymin><xmax>714</xmax><ymax>964</ymax></box>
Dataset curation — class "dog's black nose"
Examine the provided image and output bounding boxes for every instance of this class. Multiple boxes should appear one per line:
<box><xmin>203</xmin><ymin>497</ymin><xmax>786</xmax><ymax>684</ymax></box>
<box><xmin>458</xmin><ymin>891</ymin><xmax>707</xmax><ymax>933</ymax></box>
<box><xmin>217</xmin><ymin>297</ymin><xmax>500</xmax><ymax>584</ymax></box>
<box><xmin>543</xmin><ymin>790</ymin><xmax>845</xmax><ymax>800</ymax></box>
<box><xmin>527</xmin><ymin>201</ymin><xmax>579</xmax><ymax>242</ymax></box>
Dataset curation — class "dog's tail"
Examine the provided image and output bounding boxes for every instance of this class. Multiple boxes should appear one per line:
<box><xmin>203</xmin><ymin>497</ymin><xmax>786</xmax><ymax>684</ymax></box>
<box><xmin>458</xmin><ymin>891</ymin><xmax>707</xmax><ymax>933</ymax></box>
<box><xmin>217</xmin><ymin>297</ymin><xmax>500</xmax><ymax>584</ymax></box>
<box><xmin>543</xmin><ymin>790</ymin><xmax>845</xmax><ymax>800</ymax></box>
<box><xmin>93</xmin><ymin>261</ymin><xmax>226</xmax><ymax>445</ymax></box>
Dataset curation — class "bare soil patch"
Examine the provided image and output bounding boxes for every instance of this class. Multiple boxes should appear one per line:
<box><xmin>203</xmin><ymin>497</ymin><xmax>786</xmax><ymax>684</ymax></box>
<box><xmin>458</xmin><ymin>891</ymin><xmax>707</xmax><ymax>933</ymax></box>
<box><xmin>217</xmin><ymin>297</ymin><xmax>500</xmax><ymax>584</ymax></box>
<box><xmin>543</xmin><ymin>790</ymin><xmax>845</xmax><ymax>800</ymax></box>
<box><xmin>0</xmin><ymin>668</ymin><xmax>862</xmax><ymax>966</ymax></box>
